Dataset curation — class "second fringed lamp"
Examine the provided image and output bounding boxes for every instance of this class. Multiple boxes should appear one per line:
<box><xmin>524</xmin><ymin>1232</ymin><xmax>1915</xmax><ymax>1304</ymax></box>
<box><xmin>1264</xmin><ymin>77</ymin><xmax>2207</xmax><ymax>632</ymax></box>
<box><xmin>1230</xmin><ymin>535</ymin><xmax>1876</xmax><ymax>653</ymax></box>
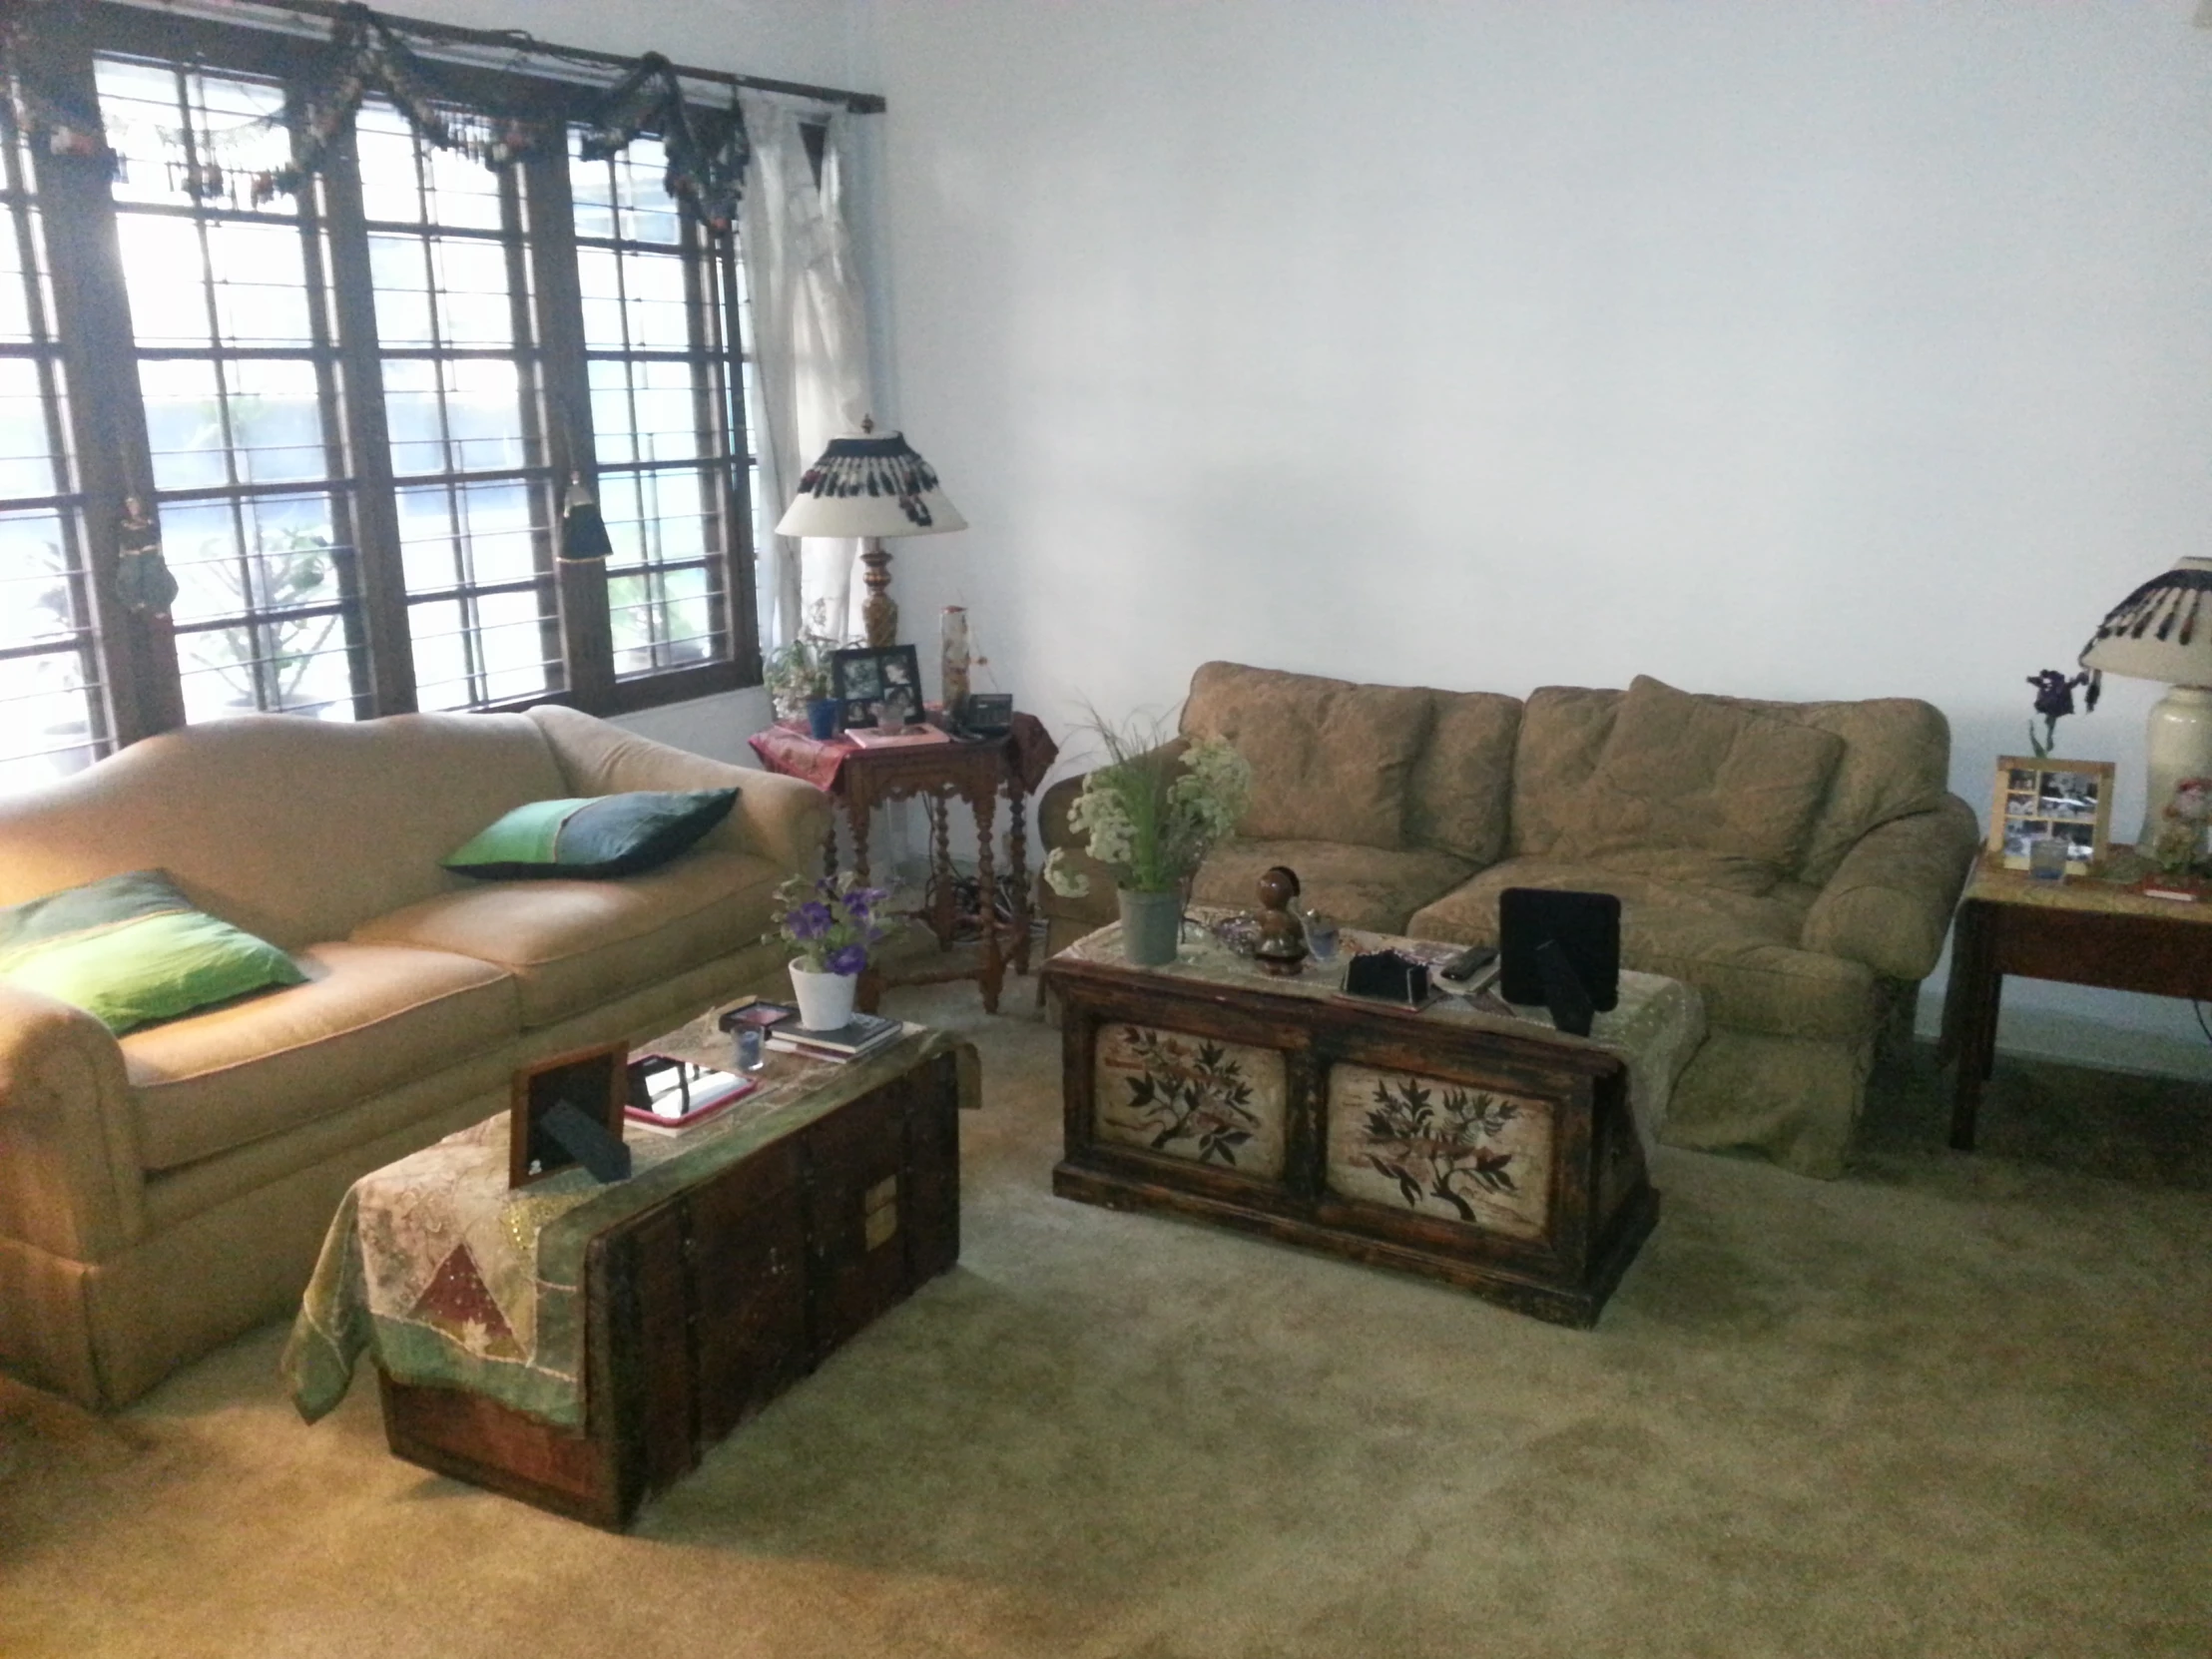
<box><xmin>2079</xmin><ymin>555</ymin><xmax>2212</xmax><ymax>850</ymax></box>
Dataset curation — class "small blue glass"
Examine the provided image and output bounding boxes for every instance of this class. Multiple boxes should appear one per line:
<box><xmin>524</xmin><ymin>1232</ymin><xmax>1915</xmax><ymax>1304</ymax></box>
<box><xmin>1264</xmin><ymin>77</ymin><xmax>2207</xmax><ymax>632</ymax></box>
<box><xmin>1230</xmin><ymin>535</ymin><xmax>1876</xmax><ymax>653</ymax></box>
<box><xmin>734</xmin><ymin>1026</ymin><xmax>767</xmax><ymax>1073</ymax></box>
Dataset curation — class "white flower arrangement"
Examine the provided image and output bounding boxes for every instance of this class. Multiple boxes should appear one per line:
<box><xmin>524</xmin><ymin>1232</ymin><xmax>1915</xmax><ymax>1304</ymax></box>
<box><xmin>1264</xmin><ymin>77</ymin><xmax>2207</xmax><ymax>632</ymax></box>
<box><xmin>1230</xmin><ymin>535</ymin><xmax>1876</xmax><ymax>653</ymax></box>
<box><xmin>1043</xmin><ymin>717</ymin><xmax>1252</xmax><ymax>897</ymax></box>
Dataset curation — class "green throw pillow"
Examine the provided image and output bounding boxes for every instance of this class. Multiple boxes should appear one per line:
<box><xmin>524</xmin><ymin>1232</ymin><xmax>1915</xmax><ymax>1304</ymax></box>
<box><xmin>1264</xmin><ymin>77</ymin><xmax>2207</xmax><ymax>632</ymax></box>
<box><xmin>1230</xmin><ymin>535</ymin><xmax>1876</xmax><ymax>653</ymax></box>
<box><xmin>443</xmin><ymin>789</ymin><xmax>739</xmax><ymax>880</ymax></box>
<box><xmin>0</xmin><ymin>869</ymin><xmax>304</xmax><ymax>1035</ymax></box>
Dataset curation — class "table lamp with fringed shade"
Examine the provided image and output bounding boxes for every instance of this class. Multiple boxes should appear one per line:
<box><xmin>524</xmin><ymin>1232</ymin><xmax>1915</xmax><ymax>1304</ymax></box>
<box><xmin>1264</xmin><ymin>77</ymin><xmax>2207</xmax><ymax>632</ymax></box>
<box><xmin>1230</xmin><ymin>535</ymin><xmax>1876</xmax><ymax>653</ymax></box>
<box><xmin>2078</xmin><ymin>555</ymin><xmax>2212</xmax><ymax>850</ymax></box>
<box><xmin>773</xmin><ymin>419</ymin><xmax>965</xmax><ymax>647</ymax></box>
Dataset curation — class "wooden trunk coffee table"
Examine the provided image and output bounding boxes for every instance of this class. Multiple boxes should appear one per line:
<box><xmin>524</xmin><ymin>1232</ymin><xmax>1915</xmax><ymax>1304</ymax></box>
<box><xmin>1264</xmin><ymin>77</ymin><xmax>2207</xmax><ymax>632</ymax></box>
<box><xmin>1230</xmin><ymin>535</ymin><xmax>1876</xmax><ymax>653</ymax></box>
<box><xmin>288</xmin><ymin>1010</ymin><xmax>976</xmax><ymax>1530</ymax></box>
<box><xmin>1042</xmin><ymin>911</ymin><xmax>1704</xmax><ymax>1327</ymax></box>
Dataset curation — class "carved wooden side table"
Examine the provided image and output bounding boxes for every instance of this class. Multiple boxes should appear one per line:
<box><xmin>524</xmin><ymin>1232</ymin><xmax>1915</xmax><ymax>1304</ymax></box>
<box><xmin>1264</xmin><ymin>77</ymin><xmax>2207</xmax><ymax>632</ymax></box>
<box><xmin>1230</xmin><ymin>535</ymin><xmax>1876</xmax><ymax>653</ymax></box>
<box><xmin>749</xmin><ymin>716</ymin><xmax>1058</xmax><ymax>1014</ymax></box>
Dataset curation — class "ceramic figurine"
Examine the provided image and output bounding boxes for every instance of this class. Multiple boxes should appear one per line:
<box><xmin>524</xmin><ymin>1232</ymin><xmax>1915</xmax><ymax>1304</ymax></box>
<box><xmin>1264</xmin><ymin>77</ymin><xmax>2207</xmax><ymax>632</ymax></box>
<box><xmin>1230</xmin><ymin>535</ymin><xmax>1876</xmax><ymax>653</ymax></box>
<box><xmin>1253</xmin><ymin>864</ymin><xmax>1308</xmax><ymax>976</ymax></box>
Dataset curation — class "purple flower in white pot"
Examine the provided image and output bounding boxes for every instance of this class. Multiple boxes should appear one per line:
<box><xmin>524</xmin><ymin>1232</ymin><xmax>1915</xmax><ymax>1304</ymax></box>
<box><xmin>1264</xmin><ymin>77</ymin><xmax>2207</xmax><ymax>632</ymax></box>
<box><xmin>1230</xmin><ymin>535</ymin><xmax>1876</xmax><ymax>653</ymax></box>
<box><xmin>766</xmin><ymin>872</ymin><xmax>891</xmax><ymax>975</ymax></box>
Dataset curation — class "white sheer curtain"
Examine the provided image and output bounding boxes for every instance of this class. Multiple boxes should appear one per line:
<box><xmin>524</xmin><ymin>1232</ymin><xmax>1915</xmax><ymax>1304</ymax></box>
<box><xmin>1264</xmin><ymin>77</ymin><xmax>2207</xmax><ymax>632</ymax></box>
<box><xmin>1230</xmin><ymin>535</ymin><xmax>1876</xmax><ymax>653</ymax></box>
<box><xmin>739</xmin><ymin>92</ymin><xmax>873</xmax><ymax>649</ymax></box>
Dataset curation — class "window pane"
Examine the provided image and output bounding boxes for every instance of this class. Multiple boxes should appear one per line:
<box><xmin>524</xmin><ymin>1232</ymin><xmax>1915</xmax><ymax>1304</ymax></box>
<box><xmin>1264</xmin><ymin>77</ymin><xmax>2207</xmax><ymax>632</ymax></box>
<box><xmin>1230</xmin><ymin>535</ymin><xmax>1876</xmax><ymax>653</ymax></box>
<box><xmin>0</xmin><ymin>100</ymin><xmax>99</xmax><ymax>795</ymax></box>
<box><xmin>98</xmin><ymin>60</ymin><xmax>289</xmax><ymax>211</ymax></box>
<box><xmin>164</xmin><ymin>492</ymin><xmax>356</xmax><ymax>721</ymax></box>
<box><xmin>0</xmin><ymin>357</ymin><xmax>55</xmax><ymax>498</ymax></box>
<box><xmin>100</xmin><ymin>55</ymin><xmax>366</xmax><ymax>728</ymax></box>
<box><xmin>141</xmin><ymin>356</ymin><xmax>326</xmax><ymax>492</ymax></box>
<box><xmin>570</xmin><ymin>122</ymin><xmax>742</xmax><ymax>684</ymax></box>
<box><xmin>161</xmin><ymin>494</ymin><xmax>344</xmax><ymax>627</ymax></box>
<box><xmin>365</xmin><ymin>100</ymin><xmax>556</xmax><ymax>710</ymax></box>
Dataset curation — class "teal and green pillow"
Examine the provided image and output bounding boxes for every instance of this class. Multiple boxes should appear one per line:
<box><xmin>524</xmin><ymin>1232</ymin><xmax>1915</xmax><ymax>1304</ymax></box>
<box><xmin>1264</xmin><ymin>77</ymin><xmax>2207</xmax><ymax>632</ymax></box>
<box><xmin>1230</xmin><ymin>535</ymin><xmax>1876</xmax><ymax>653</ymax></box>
<box><xmin>0</xmin><ymin>869</ymin><xmax>304</xmax><ymax>1035</ymax></box>
<box><xmin>443</xmin><ymin>789</ymin><xmax>739</xmax><ymax>880</ymax></box>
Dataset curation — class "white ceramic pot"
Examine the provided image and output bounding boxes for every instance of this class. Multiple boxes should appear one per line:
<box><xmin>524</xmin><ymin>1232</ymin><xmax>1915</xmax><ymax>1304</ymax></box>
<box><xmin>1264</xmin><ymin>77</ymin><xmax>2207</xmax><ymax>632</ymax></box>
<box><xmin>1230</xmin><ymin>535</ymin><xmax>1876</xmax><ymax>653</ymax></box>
<box><xmin>790</xmin><ymin>963</ymin><xmax>858</xmax><ymax>1030</ymax></box>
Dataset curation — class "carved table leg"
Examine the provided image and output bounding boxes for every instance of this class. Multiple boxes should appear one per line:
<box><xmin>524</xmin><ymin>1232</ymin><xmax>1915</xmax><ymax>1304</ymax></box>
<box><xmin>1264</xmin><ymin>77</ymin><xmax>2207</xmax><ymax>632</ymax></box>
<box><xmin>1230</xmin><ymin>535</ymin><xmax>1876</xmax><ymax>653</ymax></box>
<box><xmin>1008</xmin><ymin>779</ymin><xmax>1032</xmax><ymax>976</ymax></box>
<box><xmin>823</xmin><ymin>815</ymin><xmax>840</xmax><ymax>881</ymax></box>
<box><xmin>972</xmin><ymin>786</ymin><xmax>1003</xmax><ymax>1013</ymax></box>
<box><xmin>849</xmin><ymin>800</ymin><xmax>872</xmax><ymax>888</ymax></box>
<box><xmin>929</xmin><ymin>791</ymin><xmax>956</xmax><ymax>950</ymax></box>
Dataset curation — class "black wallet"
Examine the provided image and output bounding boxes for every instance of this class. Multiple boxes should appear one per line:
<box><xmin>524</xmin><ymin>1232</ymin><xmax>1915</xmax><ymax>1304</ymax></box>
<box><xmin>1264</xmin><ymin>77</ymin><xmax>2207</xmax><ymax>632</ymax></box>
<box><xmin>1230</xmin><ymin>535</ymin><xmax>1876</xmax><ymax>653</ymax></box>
<box><xmin>1340</xmin><ymin>949</ymin><xmax>1433</xmax><ymax>1007</ymax></box>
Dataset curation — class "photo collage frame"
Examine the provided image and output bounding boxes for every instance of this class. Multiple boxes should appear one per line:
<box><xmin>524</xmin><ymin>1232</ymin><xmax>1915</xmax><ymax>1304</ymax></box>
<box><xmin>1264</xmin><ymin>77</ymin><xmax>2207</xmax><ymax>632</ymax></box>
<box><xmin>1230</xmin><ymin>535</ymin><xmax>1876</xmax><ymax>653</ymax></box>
<box><xmin>1986</xmin><ymin>756</ymin><xmax>2114</xmax><ymax>872</ymax></box>
<box><xmin>829</xmin><ymin>645</ymin><xmax>925</xmax><ymax>732</ymax></box>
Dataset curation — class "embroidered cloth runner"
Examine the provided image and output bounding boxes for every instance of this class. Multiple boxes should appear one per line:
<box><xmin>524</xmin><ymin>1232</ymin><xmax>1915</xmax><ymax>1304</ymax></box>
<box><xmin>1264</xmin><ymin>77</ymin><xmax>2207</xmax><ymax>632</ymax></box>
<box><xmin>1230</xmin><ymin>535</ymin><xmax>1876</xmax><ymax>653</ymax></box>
<box><xmin>283</xmin><ymin>1018</ymin><xmax>975</xmax><ymax>1430</ymax></box>
<box><xmin>748</xmin><ymin>711</ymin><xmax>1058</xmax><ymax>794</ymax></box>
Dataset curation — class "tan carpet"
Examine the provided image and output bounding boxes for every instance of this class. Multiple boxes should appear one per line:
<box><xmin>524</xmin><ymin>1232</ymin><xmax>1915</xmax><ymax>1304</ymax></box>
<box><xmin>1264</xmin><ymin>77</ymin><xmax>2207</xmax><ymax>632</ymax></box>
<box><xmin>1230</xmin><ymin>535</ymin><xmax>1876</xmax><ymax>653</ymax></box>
<box><xmin>2</xmin><ymin>975</ymin><xmax>2207</xmax><ymax>1659</ymax></box>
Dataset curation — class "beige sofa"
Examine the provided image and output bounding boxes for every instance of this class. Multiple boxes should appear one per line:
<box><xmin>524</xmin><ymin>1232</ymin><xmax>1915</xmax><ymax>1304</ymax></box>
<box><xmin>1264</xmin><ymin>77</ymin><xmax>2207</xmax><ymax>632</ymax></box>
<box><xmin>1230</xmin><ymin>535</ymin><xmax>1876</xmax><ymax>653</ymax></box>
<box><xmin>1040</xmin><ymin>663</ymin><xmax>1980</xmax><ymax>1178</ymax></box>
<box><xmin>0</xmin><ymin>705</ymin><xmax>830</xmax><ymax>1409</ymax></box>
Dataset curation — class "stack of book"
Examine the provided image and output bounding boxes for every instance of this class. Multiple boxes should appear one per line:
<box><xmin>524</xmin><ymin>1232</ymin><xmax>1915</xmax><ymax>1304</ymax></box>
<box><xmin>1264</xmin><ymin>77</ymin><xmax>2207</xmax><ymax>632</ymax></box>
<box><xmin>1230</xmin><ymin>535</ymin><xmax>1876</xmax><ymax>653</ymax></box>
<box><xmin>765</xmin><ymin>1010</ymin><xmax>907</xmax><ymax>1064</ymax></box>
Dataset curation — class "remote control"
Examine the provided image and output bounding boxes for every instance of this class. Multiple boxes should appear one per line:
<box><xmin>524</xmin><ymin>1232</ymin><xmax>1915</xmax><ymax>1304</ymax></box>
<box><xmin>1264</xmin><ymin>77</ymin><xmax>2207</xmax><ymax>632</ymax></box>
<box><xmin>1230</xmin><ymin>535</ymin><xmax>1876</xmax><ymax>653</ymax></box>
<box><xmin>1438</xmin><ymin>945</ymin><xmax>1497</xmax><ymax>983</ymax></box>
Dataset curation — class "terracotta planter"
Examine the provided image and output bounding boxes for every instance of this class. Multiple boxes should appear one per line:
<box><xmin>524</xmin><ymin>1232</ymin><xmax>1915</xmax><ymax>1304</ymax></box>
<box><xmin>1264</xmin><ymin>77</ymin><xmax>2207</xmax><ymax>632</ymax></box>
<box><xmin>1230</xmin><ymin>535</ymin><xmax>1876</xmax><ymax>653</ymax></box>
<box><xmin>790</xmin><ymin>964</ymin><xmax>858</xmax><ymax>1029</ymax></box>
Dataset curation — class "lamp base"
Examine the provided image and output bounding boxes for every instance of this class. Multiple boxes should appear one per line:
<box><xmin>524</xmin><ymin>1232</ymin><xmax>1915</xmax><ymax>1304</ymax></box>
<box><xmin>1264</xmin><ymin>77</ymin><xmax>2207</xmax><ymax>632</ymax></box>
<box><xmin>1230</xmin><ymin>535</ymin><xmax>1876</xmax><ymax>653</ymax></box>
<box><xmin>860</xmin><ymin>539</ymin><xmax>897</xmax><ymax>647</ymax></box>
<box><xmin>2136</xmin><ymin>684</ymin><xmax>2212</xmax><ymax>851</ymax></box>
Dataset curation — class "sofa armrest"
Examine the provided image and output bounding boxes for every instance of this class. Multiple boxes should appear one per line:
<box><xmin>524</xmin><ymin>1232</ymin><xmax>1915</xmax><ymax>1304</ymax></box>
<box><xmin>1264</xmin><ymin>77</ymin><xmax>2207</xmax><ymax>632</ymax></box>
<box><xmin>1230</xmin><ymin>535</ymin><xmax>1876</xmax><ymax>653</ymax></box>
<box><xmin>1801</xmin><ymin>796</ymin><xmax>1981</xmax><ymax>979</ymax></box>
<box><xmin>526</xmin><ymin>704</ymin><xmax>831</xmax><ymax>876</ymax></box>
<box><xmin>0</xmin><ymin>981</ymin><xmax>145</xmax><ymax>1261</ymax></box>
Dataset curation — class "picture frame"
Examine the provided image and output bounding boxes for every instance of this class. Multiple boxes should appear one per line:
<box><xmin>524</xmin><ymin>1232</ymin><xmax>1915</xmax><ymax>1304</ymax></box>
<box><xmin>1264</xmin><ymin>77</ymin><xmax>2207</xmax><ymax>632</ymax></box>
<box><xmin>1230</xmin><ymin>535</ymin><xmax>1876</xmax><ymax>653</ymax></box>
<box><xmin>1986</xmin><ymin>756</ymin><xmax>2115</xmax><ymax>873</ymax></box>
<box><xmin>829</xmin><ymin>645</ymin><xmax>924</xmax><ymax>732</ymax></box>
<box><xmin>509</xmin><ymin>1040</ymin><xmax>629</xmax><ymax>1189</ymax></box>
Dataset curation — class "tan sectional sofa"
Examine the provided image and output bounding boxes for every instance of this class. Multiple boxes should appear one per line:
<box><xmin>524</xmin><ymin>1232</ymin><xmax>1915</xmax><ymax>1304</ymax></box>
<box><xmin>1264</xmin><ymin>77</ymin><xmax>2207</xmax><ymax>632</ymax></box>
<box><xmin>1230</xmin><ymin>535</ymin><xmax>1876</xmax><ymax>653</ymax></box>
<box><xmin>0</xmin><ymin>705</ymin><xmax>830</xmax><ymax>1409</ymax></box>
<box><xmin>1040</xmin><ymin>662</ymin><xmax>1980</xmax><ymax>1179</ymax></box>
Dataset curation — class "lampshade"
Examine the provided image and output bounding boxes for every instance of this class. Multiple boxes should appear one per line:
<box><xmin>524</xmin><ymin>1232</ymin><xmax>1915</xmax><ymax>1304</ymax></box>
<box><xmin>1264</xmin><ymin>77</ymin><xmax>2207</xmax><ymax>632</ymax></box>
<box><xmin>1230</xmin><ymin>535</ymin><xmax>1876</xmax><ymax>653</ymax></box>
<box><xmin>773</xmin><ymin>429</ymin><xmax>966</xmax><ymax>540</ymax></box>
<box><xmin>2077</xmin><ymin>556</ymin><xmax>2212</xmax><ymax>686</ymax></box>
<box><xmin>2079</xmin><ymin>555</ymin><xmax>2212</xmax><ymax>855</ymax></box>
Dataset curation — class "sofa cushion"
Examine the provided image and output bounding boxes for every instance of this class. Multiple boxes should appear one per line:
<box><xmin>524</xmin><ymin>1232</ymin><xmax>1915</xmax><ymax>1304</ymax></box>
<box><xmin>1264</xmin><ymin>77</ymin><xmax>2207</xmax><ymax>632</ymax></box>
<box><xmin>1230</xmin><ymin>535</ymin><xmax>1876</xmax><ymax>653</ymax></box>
<box><xmin>1181</xmin><ymin>662</ymin><xmax>1432</xmax><ymax>849</ymax></box>
<box><xmin>1508</xmin><ymin>686</ymin><xmax>1622</xmax><ymax>860</ymax></box>
<box><xmin>123</xmin><ymin>941</ymin><xmax>518</xmax><ymax>1172</ymax></box>
<box><xmin>1510</xmin><ymin>681</ymin><xmax>1950</xmax><ymax>890</ymax></box>
<box><xmin>1700</xmin><ymin>692</ymin><xmax>1953</xmax><ymax>888</ymax></box>
<box><xmin>1194</xmin><ymin>839</ymin><xmax>1476</xmax><ymax>933</ymax></box>
<box><xmin>351</xmin><ymin>848</ymin><xmax>785</xmax><ymax>1029</ymax></box>
<box><xmin>1540</xmin><ymin>677</ymin><xmax>1846</xmax><ymax>894</ymax></box>
<box><xmin>1407</xmin><ymin>856</ymin><xmax>1878</xmax><ymax>1042</ymax></box>
<box><xmin>1405</xmin><ymin>690</ymin><xmax>1521</xmax><ymax>866</ymax></box>
<box><xmin>0</xmin><ymin>869</ymin><xmax>303</xmax><ymax>1035</ymax></box>
<box><xmin>444</xmin><ymin>789</ymin><xmax>739</xmax><ymax>880</ymax></box>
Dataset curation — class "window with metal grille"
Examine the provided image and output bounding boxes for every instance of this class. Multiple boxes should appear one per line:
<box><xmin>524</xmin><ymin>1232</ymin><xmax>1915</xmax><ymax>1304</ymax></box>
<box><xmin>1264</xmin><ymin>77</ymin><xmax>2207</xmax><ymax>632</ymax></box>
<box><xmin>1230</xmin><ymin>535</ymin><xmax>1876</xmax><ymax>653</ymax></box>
<box><xmin>0</xmin><ymin>94</ymin><xmax>104</xmax><ymax>792</ymax></box>
<box><xmin>0</xmin><ymin>0</ymin><xmax>770</xmax><ymax>798</ymax></box>
<box><xmin>569</xmin><ymin>129</ymin><xmax>745</xmax><ymax>683</ymax></box>
<box><xmin>97</xmin><ymin>55</ymin><xmax>366</xmax><ymax>726</ymax></box>
<box><xmin>355</xmin><ymin>100</ymin><xmax>562</xmax><ymax>713</ymax></box>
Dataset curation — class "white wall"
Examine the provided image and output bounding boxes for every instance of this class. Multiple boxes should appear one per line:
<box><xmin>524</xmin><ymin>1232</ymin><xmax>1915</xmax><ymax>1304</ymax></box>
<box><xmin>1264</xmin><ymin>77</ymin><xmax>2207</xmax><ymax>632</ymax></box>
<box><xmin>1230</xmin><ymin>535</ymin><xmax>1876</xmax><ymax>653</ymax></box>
<box><xmin>397</xmin><ymin>0</ymin><xmax>862</xmax><ymax>89</ymax></box>
<box><xmin>395</xmin><ymin>0</ymin><xmax>2212</xmax><ymax>1071</ymax></box>
<box><xmin>845</xmin><ymin>0</ymin><xmax>2212</xmax><ymax>1071</ymax></box>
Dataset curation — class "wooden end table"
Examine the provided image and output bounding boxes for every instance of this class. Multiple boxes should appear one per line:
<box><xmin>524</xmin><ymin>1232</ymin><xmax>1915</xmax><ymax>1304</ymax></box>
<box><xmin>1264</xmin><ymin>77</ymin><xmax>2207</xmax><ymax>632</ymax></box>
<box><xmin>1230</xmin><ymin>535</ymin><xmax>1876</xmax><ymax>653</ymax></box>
<box><xmin>750</xmin><ymin>716</ymin><xmax>1059</xmax><ymax>1014</ymax></box>
<box><xmin>1937</xmin><ymin>850</ymin><xmax>2212</xmax><ymax>1150</ymax></box>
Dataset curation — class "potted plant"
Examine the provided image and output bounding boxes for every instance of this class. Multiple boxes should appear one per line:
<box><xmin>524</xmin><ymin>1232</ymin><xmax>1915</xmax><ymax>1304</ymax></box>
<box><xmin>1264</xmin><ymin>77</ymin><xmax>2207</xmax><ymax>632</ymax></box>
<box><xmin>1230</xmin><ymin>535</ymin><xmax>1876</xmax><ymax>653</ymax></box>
<box><xmin>766</xmin><ymin>871</ymin><xmax>890</xmax><ymax>1028</ymax></box>
<box><xmin>765</xmin><ymin>634</ymin><xmax>839</xmax><ymax>738</ymax></box>
<box><xmin>1041</xmin><ymin>717</ymin><xmax>1252</xmax><ymax>966</ymax></box>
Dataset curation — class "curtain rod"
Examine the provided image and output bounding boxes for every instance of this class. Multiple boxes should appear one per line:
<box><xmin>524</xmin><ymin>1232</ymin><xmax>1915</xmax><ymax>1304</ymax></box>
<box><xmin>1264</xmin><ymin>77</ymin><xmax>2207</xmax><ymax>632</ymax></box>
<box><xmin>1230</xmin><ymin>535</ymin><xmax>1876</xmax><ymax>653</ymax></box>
<box><xmin>120</xmin><ymin>0</ymin><xmax>887</xmax><ymax>113</ymax></box>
